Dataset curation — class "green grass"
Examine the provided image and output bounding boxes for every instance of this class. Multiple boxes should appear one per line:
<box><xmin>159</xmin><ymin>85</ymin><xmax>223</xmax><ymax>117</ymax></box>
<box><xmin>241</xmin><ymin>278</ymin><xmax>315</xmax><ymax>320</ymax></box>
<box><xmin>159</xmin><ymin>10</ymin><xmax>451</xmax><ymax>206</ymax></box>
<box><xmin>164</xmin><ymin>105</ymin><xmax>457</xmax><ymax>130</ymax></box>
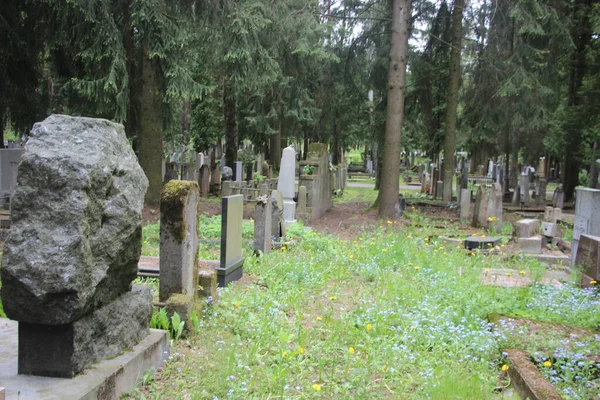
<box><xmin>129</xmin><ymin>221</ymin><xmax>599</xmax><ymax>399</ymax></box>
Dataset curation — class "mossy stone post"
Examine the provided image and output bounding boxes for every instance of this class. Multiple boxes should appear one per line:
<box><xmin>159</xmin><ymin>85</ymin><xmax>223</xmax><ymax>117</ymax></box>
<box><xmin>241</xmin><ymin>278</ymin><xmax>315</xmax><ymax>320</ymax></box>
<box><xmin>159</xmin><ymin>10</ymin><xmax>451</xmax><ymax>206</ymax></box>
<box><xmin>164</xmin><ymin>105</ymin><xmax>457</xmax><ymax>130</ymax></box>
<box><xmin>217</xmin><ymin>194</ymin><xmax>245</xmax><ymax>287</ymax></box>
<box><xmin>159</xmin><ymin>180</ymin><xmax>200</xmax><ymax>302</ymax></box>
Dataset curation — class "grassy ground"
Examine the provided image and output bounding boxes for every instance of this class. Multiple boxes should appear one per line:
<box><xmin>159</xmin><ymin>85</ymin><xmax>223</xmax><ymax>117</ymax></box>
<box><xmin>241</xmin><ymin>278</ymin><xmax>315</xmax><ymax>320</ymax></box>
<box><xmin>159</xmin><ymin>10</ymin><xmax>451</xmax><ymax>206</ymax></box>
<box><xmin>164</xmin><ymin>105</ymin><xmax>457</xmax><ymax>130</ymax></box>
<box><xmin>127</xmin><ymin>197</ymin><xmax>598</xmax><ymax>400</ymax></box>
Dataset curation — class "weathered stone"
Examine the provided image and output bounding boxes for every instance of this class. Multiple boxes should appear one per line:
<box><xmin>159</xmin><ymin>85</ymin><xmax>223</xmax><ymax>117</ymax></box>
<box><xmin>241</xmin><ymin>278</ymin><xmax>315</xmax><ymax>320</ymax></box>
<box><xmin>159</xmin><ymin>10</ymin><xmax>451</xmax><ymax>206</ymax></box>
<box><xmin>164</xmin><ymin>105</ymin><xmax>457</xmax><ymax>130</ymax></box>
<box><xmin>217</xmin><ymin>195</ymin><xmax>244</xmax><ymax>287</ymax></box>
<box><xmin>18</xmin><ymin>286</ymin><xmax>151</xmax><ymax>378</ymax></box>
<box><xmin>271</xmin><ymin>190</ymin><xmax>285</xmax><ymax>239</ymax></box>
<box><xmin>575</xmin><ymin>234</ymin><xmax>600</xmax><ymax>280</ymax></box>
<box><xmin>254</xmin><ymin>196</ymin><xmax>272</xmax><ymax>255</ymax></box>
<box><xmin>541</xmin><ymin>222</ymin><xmax>557</xmax><ymax>237</ymax></box>
<box><xmin>472</xmin><ymin>185</ymin><xmax>490</xmax><ymax>228</ymax></box>
<box><xmin>486</xmin><ymin>183</ymin><xmax>503</xmax><ymax>233</ymax></box>
<box><xmin>199</xmin><ymin>165</ymin><xmax>210</xmax><ymax>197</ymax></box>
<box><xmin>572</xmin><ymin>187</ymin><xmax>600</xmax><ymax>265</ymax></box>
<box><xmin>464</xmin><ymin>236</ymin><xmax>501</xmax><ymax>250</ymax></box>
<box><xmin>159</xmin><ymin>180</ymin><xmax>200</xmax><ymax>302</ymax></box>
<box><xmin>221</xmin><ymin>181</ymin><xmax>232</xmax><ymax>197</ymax></box>
<box><xmin>165</xmin><ymin>293</ymin><xmax>204</xmax><ymax>337</ymax></box>
<box><xmin>513</xmin><ymin>219</ymin><xmax>539</xmax><ymax>238</ymax></box>
<box><xmin>235</xmin><ymin>161</ymin><xmax>243</xmax><ymax>183</ymax></box>
<box><xmin>1</xmin><ymin>115</ymin><xmax>148</xmax><ymax>325</ymax></box>
<box><xmin>460</xmin><ymin>188</ymin><xmax>471</xmax><ymax>220</ymax></box>
<box><xmin>517</xmin><ymin>236</ymin><xmax>542</xmax><ymax>254</ymax></box>
<box><xmin>277</xmin><ymin>147</ymin><xmax>297</xmax><ymax>223</ymax></box>
<box><xmin>197</xmin><ymin>269</ymin><xmax>217</xmax><ymax>299</ymax></box>
<box><xmin>222</xmin><ymin>166</ymin><xmax>233</xmax><ymax>181</ymax></box>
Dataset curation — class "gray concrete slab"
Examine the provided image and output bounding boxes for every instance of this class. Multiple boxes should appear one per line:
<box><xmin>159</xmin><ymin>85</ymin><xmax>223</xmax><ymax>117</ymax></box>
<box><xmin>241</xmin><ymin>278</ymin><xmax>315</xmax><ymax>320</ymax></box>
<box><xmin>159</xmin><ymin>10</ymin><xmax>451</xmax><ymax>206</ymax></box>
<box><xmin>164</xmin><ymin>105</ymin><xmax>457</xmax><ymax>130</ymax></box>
<box><xmin>0</xmin><ymin>318</ymin><xmax>169</xmax><ymax>400</ymax></box>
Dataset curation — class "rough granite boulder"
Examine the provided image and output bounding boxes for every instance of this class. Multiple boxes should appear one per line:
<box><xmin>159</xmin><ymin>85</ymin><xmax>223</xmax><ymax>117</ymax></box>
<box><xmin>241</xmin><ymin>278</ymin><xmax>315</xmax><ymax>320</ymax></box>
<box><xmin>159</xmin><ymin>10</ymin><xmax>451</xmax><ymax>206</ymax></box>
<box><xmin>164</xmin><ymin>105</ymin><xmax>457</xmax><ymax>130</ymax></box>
<box><xmin>0</xmin><ymin>114</ymin><xmax>148</xmax><ymax>325</ymax></box>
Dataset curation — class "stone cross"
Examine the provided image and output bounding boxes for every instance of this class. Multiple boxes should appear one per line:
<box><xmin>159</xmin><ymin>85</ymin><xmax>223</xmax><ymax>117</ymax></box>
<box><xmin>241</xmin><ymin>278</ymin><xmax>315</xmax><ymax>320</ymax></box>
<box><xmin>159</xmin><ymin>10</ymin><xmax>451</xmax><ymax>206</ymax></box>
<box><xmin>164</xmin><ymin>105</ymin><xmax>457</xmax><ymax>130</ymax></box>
<box><xmin>277</xmin><ymin>146</ymin><xmax>297</xmax><ymax>223</ymax></box>
<box><xmin>217</xmin><ymin>195</ymin><xmax>245</xmax><ymax>286</ymax></box>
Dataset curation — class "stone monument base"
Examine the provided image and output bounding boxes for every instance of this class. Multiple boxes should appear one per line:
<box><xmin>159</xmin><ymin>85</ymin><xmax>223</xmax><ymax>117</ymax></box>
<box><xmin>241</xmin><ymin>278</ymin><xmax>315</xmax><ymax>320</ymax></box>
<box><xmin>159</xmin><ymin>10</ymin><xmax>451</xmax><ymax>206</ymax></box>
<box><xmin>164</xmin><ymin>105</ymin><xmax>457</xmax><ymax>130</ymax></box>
<box><xmin>216</xmin><ymin>257</ymin><xmax>244</xmax><ymax>287</ymax></box>
<box><xmin>0</xmin><ymin>319</ymin><xmax>168</xmax><ymax>400</ymax></box>
<box><xmin>18</xmin><ymin>286</ymin><xmax>152</xmax><ymax>378</ymax></box>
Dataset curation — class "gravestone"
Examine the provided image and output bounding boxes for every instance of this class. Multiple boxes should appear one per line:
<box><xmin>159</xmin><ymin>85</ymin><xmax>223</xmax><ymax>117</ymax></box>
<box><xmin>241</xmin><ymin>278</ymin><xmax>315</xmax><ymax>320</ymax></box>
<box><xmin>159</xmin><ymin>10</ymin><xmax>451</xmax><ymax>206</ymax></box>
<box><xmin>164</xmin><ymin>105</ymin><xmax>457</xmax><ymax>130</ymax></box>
<box><xmin>536</xmin><ymin>179</ymin><xmax>547</xmax><ymax>206</ymax></box>
<box><xmin>217</xmin><ymin>195</ymin><xmax>244</xmax><ymax>287</ymax></box>
<box><xmin>519</xmin><ymin>175</ymin><xmax>529</xmax><ymax>204</ymax></box>
<box><xmin>235</xmin><ymin>161</ymin><xmax>243</xmax><ymax>183</ymax></box>
<box><xmin>575</xmin><ymin>234</ymin><xmax>600</xmax><ymax>280</ymax></box>
<box><xmin>436</xmin><ymin>181</ymin><xmax>444</xmax><ymax>200</ymax></box>
<box><xmin>572</xmin><ymin>188</ymin><xmax>600</xmax><ymax>265</ymax></box>
<box><xmin>221</xmin><ymin>181</ymin><xmax>232</xmax><ymax>197</ymax></box>
<box><xmin>164</xmin><ymin>161</ymin><xmax>178</xmax><ymax>183</ymax></box>
<box><xmin>460</xmin><ymin>189</ymin><xmax>471</xmax><ymax>220</ymax></box>
<box><xmin>296</xmin><ymin>185</ymin><xmax>308</xmax><ymax>223</ymax></box>
<box><xmin>486</xmin><ymin>183</ymin><xmax>503</xmax><ymax>233</ymax></box>
<box><xmin>254</xmin><ymin>196</ymin><xmax>272</xmax><ymax>255</ymax></box>
<box><xmin>159</xmin><ymin>180</ymin><xmax>200</xmax><ymax>302</ymax></box>
<box><xmin>0</xmin><ymin>148</ymin><xmax>24</xmax><ymax>205</ymax></box>
<box><xmin>514</xmin><ymin>219</ymin><xmax>539</xmax><ymax>238</ymax></box>
<box><xmin>277</xmin><ymin>146</ymin><xmax>297</xmax><ymax>223</ymax></box>
<box><xmin>0</xmin><ymin>114</ymin><xmax>151</xmax><ymax>378</ymax></box>
<box><xmin>210</xmin><ymin>164</ymin><xmax>221</xmax><ymax>194</ymax></box>
<box><xmin>417</xmin><ymin>164</ymin><xmax>424</xmax><ymax>182</ymax></box>
<box><xmin>271</xmin><ymin>190</ymin><xmax>285</xmax><ymax>240</ymax></box>
<box><xmin>259</xmin><ymin>182</ymin><xmax>268</xmax><ymax>196</ymax></box>
<box><xmin>476</xmin><ymin>165</ymin><xmax>485</xmax><ymax>176</ymax></box>
<box><xmin>472</xmin><ymin>185</ymin><xmax>490</xmax><ymax>228</ymax></box>
<box><xmin>299</xmin><ymin>143</ymin><xmax>333</xmax><ymax>221</ymax></box>
<box><xmin>552</xmin><ymin>184</ymin><xmax>565</xmax><ymax>208</ymax></box>
<box><xmin>464</xmin><ymin>236</ymin><xmax>501</xmax><ymax>250</ymax></box>
<box><xmin>199</xmin><ymin>165</ymin><xmax>210</xmax><ymax>197</ymax></box>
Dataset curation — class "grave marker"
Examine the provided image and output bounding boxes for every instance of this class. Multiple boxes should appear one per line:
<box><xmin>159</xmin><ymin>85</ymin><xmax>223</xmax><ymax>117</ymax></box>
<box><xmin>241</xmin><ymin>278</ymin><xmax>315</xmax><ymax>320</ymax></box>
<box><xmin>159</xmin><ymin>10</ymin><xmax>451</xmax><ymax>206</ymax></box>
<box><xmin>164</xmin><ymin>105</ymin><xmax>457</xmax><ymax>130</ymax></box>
<box><xmin>199</xmin><ymin>164</ymin><xmax>210</xmax><ymax>197</ymax></box>
<box><xmin>277</xmin><ymin>146</ymin><xmax>297</xmax><ymax>223</ymax></box>
<box><xmin>572</xmin><ymin>188</ymin><xmax>600</xmax><ymax>265</ymax></box>
<box><xmin>217</xmin><ymin>195</ymin><xmax>244</xmax><ymax>287</ymax></box>
<box><xmin>254</xmin><ymin>195</ymin><xmax>272</xmax><ymax>255</ymax></box>
<box><xmin>575</xmin><ymin>234</ymin><xmax>600</xmax><ymax>281</ymax></box>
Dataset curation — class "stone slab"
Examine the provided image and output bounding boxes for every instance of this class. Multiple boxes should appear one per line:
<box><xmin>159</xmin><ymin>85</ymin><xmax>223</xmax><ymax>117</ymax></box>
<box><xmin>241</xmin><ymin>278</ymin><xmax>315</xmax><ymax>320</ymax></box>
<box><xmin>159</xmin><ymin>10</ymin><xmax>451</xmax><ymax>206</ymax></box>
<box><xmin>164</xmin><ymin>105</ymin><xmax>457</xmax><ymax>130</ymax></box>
<box><xmin>526</xmin><ymin>253</ymin><xmax>570</xmax><ymax>266</ymax></box>
<box><xmin>505</xmin><ymin>349</ymin><xmax>562</xmax><ymax>400</ymax></box>
<box><xmin>575</xmin><ymin>234</ymin><xmax>600</xmax><ymax>280</ymax></box>
<box><xmin>217</xmin><ymin>195</ymin><xmax>244</xmax><ymax>287</ymax></box>
<box><xmin>0</xmin><ymin>318</ymin><xmax>169</xmax><ymax>400</ymax></box>
<box><xmin>513</xmin><ymin>219</ymin><xmax>539</xmax><ymax>238</ymax></box>
<box><xmin>541</xmin><ymin>222</ymin><xmax>556</xmax><ymax>238</ymax></box>
<box><xmin>517</xmin><ymin>236</ymin><xmax>542</xmax><ymax>254</ymax></box>
<box><xmin>464</xmin><ymin>236</ymin><xmax>501</xmax><ymax>250</ymax></box>
<box><xmin>17</xmin><ymin>286</ymin><xmax>152</xmax><ymax>378</ymax></box>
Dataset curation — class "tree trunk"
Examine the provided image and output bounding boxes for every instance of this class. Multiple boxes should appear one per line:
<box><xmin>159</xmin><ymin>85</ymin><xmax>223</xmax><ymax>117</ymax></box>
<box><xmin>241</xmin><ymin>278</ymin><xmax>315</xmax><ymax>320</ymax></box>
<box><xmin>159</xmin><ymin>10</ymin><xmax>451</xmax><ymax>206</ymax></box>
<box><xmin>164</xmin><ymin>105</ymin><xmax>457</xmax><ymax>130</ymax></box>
<box><xmin>0</xmin><ymin>111</ymin><xmax>4</xmax><ymax>149</ymax></box>
<box><xmin>377</xmin><ymin>0</ymin><xmax>411</xmax><ymax>219</ymax></box>
<box><xmin>442</xmin><ymin>0</ymin><xmax>465</xmax><ymax>201</ymax></box>
<box><xmin>139</xmin><ymin>42</ymin><xmax>163</xmax><ymax>205</ymax></box>
<box><xmin>303</xmin><ymin>134</ymin><xmax>309</xmax><ymax>160</ymax></box>
<box><xmin>564</xmin><ymin>0</ymin><xmax>592</xmax><ymax>201</ymax></box>
<box><xmin>510</xmin><ymin>126</ymin><xmax>519</xmax><ymax>202</ymax></box>
<box><xmin>590</xmin><ymin>140</ymin><xmax>599</xmax><ymax>188</ymax></box>
<box><xmin>223</xmin><ymin>83</ymin><xmax>237</xmax><ymax>169</ymax></box>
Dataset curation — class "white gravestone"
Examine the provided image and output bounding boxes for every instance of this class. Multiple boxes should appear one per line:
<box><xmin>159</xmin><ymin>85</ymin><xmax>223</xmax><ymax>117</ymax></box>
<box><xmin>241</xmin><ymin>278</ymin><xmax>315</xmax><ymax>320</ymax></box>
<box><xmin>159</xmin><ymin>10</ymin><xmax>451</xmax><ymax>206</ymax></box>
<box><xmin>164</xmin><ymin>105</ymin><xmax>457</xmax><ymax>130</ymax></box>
<box><xmin>277</xmin><ymin>146</ymin><xmax>297</xmax><ymax>223</ymax></box>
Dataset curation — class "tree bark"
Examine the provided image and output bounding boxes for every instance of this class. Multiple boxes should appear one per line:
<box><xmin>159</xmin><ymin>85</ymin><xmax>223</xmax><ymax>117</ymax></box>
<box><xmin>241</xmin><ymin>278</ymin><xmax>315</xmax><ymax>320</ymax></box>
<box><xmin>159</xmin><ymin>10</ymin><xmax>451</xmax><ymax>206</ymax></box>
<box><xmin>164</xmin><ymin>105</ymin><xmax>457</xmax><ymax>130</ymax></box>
<box><xmin>442</xmin><ymin>0</ymin><xmax>465</xmax><ymax>201</ymax></box>
<box><xmin>223</xmin><ymin>83</ymin><xmax>237</xmax><ymax>169</ymax></box>
<box><xmin>377</xmin><ymin>0</ymin><xmax>411</xmax><ymax>219</ymax></box>
<box><xmin>590</xmin><ymin>140</ymin><xmax>599</xmax><ymax>188</ymax></box>
<box><xmin>139</xmin><ymin>42</ymin><xmax>163</xmax><ymax>205</ymax></box>
<box><xmin>564</xmin><ymin>0</ymin><xmax>592</xmax><ymax>201</ymax></box>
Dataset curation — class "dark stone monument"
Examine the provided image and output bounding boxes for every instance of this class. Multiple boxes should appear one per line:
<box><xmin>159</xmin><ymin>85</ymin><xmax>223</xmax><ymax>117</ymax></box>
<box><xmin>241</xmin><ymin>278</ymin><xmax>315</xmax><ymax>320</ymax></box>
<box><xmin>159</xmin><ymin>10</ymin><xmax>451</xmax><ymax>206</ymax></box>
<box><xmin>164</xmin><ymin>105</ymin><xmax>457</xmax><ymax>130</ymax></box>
<box><xmin>199</xmin><ymin>164</ymin><xmax>210</xmax><ymax>197</ymax></box>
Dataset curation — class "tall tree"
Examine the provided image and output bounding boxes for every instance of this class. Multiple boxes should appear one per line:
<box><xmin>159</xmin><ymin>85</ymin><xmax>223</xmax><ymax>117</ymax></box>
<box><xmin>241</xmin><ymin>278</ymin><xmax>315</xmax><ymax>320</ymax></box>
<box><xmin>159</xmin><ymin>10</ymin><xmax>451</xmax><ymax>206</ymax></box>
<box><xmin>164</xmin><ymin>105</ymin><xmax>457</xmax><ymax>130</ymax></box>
<box><xmin>378</xmin><ymin>0</ymin><xmax>411</xmax><ymax>219</ymax></box>
<box><xmin>442</xmin><ymin>0</ymin><xmax>466</xmax><ymax>201</ymax></box>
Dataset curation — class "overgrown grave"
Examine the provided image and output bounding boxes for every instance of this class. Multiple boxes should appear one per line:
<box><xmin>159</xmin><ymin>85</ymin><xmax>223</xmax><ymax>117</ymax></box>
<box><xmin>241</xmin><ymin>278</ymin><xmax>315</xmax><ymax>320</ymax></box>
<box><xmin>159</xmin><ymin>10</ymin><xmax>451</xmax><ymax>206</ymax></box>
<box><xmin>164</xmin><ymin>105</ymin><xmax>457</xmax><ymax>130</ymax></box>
<box><xmin>489</xmin><ymin>314</ymin><xmax>600</xmax><ymax>399</ymax></box>
<box><xmin>0</xmin><ymin>115</ymin><xmax>168</xmax><ymax>398</ymax></box>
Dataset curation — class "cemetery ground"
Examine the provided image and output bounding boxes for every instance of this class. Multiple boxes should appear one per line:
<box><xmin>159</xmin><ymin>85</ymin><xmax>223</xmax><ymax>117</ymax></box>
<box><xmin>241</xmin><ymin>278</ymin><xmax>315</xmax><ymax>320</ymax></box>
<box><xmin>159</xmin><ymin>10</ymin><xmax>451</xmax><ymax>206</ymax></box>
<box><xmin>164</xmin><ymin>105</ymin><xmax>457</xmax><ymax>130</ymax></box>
<box><xmin>119</xmin><ymin>187</ymin><xmax>599</xmax><ymax>400</ymax></box>
<box><xmin>0</xmin><ymin>187</ymin><xmax>598</xmax><ymax>399</ymax></box>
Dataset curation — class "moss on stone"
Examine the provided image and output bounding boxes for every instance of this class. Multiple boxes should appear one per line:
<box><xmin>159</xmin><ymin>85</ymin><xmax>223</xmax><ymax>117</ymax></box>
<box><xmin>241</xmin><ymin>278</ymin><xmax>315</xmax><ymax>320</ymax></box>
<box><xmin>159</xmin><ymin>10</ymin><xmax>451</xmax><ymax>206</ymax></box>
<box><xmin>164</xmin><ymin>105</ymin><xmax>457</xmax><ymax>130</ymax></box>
<box><xmin>160</xmin><ymin>180</ymin><xmax>199</xmax><ymax>243</ymax></box>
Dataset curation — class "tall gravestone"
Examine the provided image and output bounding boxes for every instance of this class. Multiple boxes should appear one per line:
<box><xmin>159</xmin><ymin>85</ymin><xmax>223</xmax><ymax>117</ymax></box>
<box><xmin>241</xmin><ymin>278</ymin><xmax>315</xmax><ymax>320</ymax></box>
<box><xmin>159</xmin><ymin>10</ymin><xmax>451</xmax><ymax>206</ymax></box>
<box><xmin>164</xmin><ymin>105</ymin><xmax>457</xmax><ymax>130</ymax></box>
<box><xmin>0</xmin><ymin>115</ymin><xmax>151</xmax><ymax>378</ymax></box>
<box><xmin>199</xmin><ymin>164</ymin><xmax>210</xmax><ymax>197</ymax></box>
<box><xmin>235</xmin><ymin>161</ymin><xmax>243</xmax><ymax>183</ymax></box>
<box><xmin>472</xmin><ymin>185</ymin><xmax>490</xmax><ymax>228</ymax></box>
<box><xmin>460</xmin><ymin>188</ymin><xmax>471</xmax><ymax>220</ymax></box>
<box><xmin>299</xmin><ymin>143</ymin><xmax>333</xmax><ymax>221</ymax></box>
<box><xmin>217</xmin><ymin>195</ymin><xmax>244</xmax><ymax>286</ymax></box>
<box><xmin>159</xmin><ymin>181</ymin><xmax>200</xmax><ymax>302</ymax></box>
<box><xmin>572</xmin><ymin>187</ymin><xmax>600</xmax><ymax>265</ymax></box>
<box><xmin>277</xmin><ymin>146</ymin><xmax>297</xmax><ymax>223</ymax></box>
<box><xmin>486</xmin><ymin>183</ymin><xmax>503</xmax><ymax>233</ymax></box>
<box><xmin>254</xmin><ymin>195</ymin><xmax>272</xmax><ymax>255</ymax></box>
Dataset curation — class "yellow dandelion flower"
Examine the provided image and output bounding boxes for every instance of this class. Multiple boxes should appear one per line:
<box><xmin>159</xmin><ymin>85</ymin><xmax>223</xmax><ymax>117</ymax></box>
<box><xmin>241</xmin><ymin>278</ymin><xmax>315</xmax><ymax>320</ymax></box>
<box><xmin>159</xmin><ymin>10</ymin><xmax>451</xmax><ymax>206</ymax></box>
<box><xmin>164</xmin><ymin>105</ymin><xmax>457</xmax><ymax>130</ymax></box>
<box><xmin>408</xmin><ymin>262</ymin><xmax>413</xmax><ymax>265</ymax></box>
<box><xmin>481</xmin><ymin>235</ymin><xmax>486</xmax><ymax>238</ymax></box>
<box><xmin>359</xmin><ymin>238</ymin><xmax>364</xmax><ymax>241</ymax></box>
<box><xmin>543</xmin><ymin>361</ymin><xmax>552</xmax><ymax>367</ymax></box>
<box><xmin>519</xmin><ymin>271</ymin><xmax>526</xmax><ymax>275</ymax></box>
<box><xmin>381</xmin><ymin>365</ymin><xmax>388</xmax><ymax>372</ymax></box>
<box><xmin>424</xmin><ymin>237</ymin><xmax>429</xmax><ymax>241</ymax></box>
<box><xmin>316</xmin><ymin>316</ymin><xmax>323</xmax><ymax>321</ymax></box>
<box><xmin>234</xmin><ymin>301</ymin><xmax>241</xmax><ymax>308</ymax></box>
<box><xmin>387</xmin><ymin>220</ymin><xmax>392</xmax><ymax>225</ymax></box>
<box><xmin>407</xmin><ymin>235</ymin><xmax>412</xmax><ymax>239</ymax></box>
<box><xmin>366</xmin><ymin>324</ymin><xmax>372</xmax><ymax>331</ymax></box>
<box><xmin>485</xmin><ymin>269</ymin><xmax>490</xmax><ymax>273</ymax></box>
<box><xmin>353</xmin><ymin>240</ymin><xmax>357</xmax><ymax>244</ymax></box>
<box><xmin>312</xmin><ymin>384</ymin><xmax>321</xmax><ymax>391</ymax></box>
<box><xmin>506</xmin><ymin>273</ymin><xmax>512</xmax><ymax>277</ymax></box>
<box><xmin>348</xmin><ymin>347</ymin><xmax>355</xmax><ymax>354</ymax></box>
<box><xmin>501</xmin><ymin>244</ymin><xmax>505</xmax><ymax>248</ymax></box>
<box><xmin>439</xmin><ymin>246</ymin><xmax>444</xmax><ymax>250</ymax></box>
<box><xmin>298</xmin><ymin>347</ymin><xmax>305</xmax><ymax>355</ymax></box>
<box><xmin>282</xmin><ymin>351</ymin><xmax>288</xmax><ymax>357</ymax></box>
<box><xmin>502</xmin><ymin>364</ymin><xmax>509</xmax><ymax>371</ymax></box>
<box><xmin>591</xmin><ymin>280</ymin><xmax>597</xmax><ymax>285</ymax></box>
<box><xmin>329</xmin><ymin>296</ymin><xmax>336</xmax><ymax>300</ymax></box>
<box><xmin>349</xmin><ymin>254</ymin><xmax>354</xmax><ymax>259</ymax></box>
<box><xmin>281</xmin><ymin>246</ymin><xmax>287</xmax><ymax>250</ymax></box>
<box><xmin>414</xmin><ymin>266</ymin><xmax>420</xmax><ymax>270</ymax></box>
<box><xmin>411</xmin><ymin>325</ymin><xmax>416</xmax><ymax>330</ymax></box>
<box><xmin>471</xmin><ymin>252</ymin><xmax>476</xmax><ymax>256</ymax></box>
<box><xmin>382</xmin><ymin>248</ymin><xmax>387</xmax><ymax>252</ymax></box>
<box><xmin>434</xmin><ymin>250</ymin><xmax>438</xmax><ymax>253</ymax></box>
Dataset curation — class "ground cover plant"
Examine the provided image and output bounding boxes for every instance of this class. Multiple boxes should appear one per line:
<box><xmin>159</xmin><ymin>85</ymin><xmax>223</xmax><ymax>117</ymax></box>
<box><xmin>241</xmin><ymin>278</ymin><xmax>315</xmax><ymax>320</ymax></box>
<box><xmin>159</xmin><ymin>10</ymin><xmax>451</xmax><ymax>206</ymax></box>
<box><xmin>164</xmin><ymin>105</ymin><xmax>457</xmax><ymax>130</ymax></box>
<box><xmin>130</xmin><ymin>211</ymin><xmax>599</xmax><ymax>399</ymax></box>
